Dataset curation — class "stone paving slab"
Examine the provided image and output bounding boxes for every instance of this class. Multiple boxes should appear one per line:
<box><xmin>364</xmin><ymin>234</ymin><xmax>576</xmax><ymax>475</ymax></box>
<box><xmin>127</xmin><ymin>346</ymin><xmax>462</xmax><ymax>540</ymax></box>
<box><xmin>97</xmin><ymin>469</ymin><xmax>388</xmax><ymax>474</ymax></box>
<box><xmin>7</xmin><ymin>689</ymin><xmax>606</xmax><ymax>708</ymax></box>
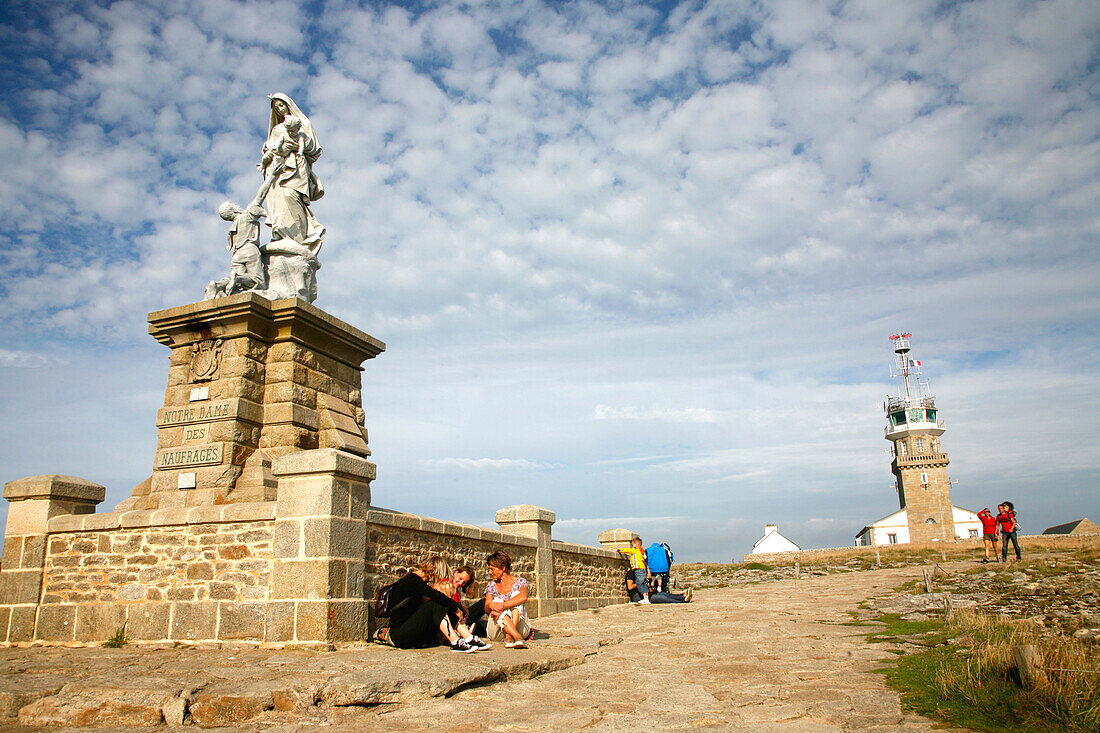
<box><xmin>0</xmin><ymin>565</ymin><xmax>972</xmax><ymax>731</ymax></box>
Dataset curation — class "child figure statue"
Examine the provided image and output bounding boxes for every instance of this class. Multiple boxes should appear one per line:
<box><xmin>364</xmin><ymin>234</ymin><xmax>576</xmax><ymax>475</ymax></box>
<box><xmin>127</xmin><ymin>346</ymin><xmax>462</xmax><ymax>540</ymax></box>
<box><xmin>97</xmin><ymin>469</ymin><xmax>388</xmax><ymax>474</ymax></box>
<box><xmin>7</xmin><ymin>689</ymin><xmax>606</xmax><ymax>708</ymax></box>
<box><xmin>204</xmin><ymin>160</ymin><xmax>284</xmax><ymax>300</ymax></box>
<box><xmin>260</xmin><ymin>115</ymin><xmax>302</xmax><ymax>180</ymax></box>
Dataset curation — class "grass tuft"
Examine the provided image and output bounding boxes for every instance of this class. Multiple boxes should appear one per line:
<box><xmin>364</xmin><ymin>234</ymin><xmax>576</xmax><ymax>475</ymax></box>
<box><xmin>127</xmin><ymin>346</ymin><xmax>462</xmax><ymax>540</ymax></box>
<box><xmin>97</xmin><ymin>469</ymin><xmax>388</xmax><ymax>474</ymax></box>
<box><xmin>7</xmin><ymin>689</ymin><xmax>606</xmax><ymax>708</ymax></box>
<box><xmin>875</xmin><ymin>608</ymin><xmax>1100</xmax><ymax>732</ymax></box>
<box><xmin>102</xmin><ymin>626</ymin><xmax>127</xmax><ymax>648</ymax></box>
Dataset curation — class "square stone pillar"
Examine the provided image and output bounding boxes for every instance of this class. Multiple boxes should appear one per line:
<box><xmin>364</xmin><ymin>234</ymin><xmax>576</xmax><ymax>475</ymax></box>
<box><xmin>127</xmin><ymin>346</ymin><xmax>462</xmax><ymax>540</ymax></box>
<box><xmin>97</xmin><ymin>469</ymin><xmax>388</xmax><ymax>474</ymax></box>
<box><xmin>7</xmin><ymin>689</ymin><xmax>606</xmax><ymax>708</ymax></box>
<box><xmin>597</xmin><ymin>528</ymin><xmax>638</xmax><ymax>551</ymax></box>
<box><xmin>496</xmin><ymin>504</ymin><xmax>556</xmax><ymax>617</ymax></box>
<box><xmin>268</xmin><ymin>449</ymin><xmax>374</xmax><ymax>645</ymax></box>
<box><xmin>1</xmin><ymin>475</ymin><xmax>104</xmax><ymax>642</ymax></box>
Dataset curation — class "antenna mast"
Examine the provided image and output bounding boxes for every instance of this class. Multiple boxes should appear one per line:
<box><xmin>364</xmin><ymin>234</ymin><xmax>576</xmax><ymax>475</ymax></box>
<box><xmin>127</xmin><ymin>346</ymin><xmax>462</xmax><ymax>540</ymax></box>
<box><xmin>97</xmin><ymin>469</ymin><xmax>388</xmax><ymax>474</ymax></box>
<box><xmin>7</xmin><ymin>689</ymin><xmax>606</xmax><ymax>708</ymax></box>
<box><xmin>890</xmin><ymin>333</ymin><xmax>916</xmax><ymax>405</ymax></box>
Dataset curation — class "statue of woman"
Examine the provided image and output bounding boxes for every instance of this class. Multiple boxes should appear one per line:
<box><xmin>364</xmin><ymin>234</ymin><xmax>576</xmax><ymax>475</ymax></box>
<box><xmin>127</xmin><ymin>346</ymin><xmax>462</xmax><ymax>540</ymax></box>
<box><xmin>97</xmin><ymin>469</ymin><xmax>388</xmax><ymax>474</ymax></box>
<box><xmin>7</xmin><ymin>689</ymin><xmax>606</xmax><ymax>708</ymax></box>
<box><xmin>259</xmin><ymin>93</ymin><xmax>325</xmax><ymax>254</ymax></box>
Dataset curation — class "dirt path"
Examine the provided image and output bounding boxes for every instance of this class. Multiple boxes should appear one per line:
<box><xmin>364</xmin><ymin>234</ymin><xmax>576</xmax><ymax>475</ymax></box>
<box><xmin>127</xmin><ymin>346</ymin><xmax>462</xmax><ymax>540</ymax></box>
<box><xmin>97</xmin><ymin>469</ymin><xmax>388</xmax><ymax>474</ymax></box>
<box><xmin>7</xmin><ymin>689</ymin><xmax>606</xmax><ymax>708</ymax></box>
<box><xmin>1</xmin><ymin>565</ymin><xmax>971</xmax><ymax>731</ymax></box>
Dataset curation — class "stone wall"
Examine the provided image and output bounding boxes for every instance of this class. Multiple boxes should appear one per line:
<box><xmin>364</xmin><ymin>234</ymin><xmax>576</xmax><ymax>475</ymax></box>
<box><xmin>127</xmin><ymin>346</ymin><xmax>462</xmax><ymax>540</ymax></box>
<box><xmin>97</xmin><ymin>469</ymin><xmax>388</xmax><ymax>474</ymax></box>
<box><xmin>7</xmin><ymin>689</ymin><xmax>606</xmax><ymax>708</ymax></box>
<box><xmin>41</xmin><ymin>522</ymin><xmax>272</xmax><ymax>607</ymax></box>
<box><xmin>1</xmin><ymin>457</ymin><xmax>630</xmax><ymax>646</ymax></box>
<box><xmin>2</xmin><ymin>502</ymin><xmax>277</xmax><ymax>644</ymax></box>
<box><xmin>552</xmin><ymin>542</ymin><xmax>628</xmax><ymax>612</ymax></box>
<box><xmin>364</xmin><ymin>510</ymin><xmax>537</xmax><ymax>588</ymax></box>
<box><xmin>361</xmin><ymin>512</ymin><xmax>629</xmax><ymax>618</ymax></box>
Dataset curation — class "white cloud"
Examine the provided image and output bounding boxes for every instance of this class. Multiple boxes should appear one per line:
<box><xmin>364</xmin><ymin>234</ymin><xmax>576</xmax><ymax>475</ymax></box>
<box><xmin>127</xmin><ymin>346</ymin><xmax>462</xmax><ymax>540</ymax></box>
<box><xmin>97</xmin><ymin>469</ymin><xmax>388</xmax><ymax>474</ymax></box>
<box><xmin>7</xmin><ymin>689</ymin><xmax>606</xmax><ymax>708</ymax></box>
<box><xmin>592</xmin><ymin>405</ymin><xmax>726</xmax><ymax>423</ymax></box>
<box><xmin>0</xmin><ymin>349</ymin><xmax>56</xmax><ymax>367</ymax></box>
<box><xmin>1</xmin><ymin>0</ymin><xmax>1098</xmax><ymax>560</ymax></box>
<box><xmin>418</xmin><ymin>458</ymin><xmax>551</xmax><ymax>471</ymax></box>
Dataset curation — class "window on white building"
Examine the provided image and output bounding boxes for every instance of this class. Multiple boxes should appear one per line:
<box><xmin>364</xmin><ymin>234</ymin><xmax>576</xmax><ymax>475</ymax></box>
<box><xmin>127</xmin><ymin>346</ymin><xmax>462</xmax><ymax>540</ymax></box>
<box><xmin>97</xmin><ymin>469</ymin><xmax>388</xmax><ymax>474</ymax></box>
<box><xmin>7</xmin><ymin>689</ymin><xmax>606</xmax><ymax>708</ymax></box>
<box><xmin>969</xmin><ymin>529</ymin><xmax>979</xmax><ymax>538</ymax></box>
<box><xmin>887</xmin><ymin>533</ymin><xmax>898</xmax><ymax>544</ymax></box>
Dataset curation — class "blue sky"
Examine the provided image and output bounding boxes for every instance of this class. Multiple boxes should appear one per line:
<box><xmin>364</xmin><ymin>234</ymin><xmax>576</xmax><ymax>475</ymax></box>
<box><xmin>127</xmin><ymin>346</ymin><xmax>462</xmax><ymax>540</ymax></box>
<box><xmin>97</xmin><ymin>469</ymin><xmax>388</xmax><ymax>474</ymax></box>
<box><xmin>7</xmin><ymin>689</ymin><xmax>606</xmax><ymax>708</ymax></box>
<box><xmin>1</xmin><ymin>0</ymin><xmax>1098</xmax><ymax>561</ymax></box>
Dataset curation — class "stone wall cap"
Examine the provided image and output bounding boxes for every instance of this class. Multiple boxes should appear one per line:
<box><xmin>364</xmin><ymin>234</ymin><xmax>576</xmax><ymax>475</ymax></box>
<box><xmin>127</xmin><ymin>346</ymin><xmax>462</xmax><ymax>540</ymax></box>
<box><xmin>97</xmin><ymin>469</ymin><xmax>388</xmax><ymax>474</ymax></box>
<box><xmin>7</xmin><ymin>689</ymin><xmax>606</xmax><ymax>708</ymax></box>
<box><xmin>222</xmin><ymin>502</ymin><xmax>276</xmax><ymax>522</ymax></box>
<box><xmin>119</xmin><ymin>510</ymin><xmax>156</xmax><ymax>528</ymax></box>
<box><xmin>552</xmin><ymin>540</ymin><xmax>619</xmax><ymax>558</ymax></box>
<box><xmin>597</xmin><ymin>528</ymin><xmax>638</xmax><ymax>543</ymax></box>
<box><xmin>272</xmin><ymin>449</ymin><xmax>377</xmax><ymax>479</ymax></box>
<box><xmin>43</xmin><ymin>503</ymin><xmax>278</xmax><ymax>533</ymax></box>
<box><xmin>365</xmin><ymin>507</ymin><xmax>525</xmax><ymax>544</ymax></box>
<box><xmin>81</xmin><ymin>512</ymin><xmax>123</xmax><ymax>531</ymax></box>
<box><xmin>495</xmin><ymin>504</ymin><xmax>556</xmax><ymax>524</ymax></box>
<box><xmin>3</xmin><ymin>475</ymin><xmax>105</xmax><ymax>502</ymax></box>
<box><xmin>46</xmin><ymin>514</ymin><xmax>87</xmax><ymax>533</ymax></box>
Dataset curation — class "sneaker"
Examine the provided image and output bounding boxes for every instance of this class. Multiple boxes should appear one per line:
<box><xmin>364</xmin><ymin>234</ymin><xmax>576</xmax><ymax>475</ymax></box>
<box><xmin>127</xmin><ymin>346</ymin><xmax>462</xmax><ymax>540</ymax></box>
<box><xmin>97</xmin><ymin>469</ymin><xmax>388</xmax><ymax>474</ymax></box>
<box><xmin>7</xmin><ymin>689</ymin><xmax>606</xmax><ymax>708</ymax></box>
<box><xmin>373</xmin><ymin>626</ymin><xmax>393</xmax><ymax>646</ymax></box>
<box><xmin>467</xmin><ymin>635</ymin><xmax>492</xmax><ymax>651</ymax></box>
<box><xmin>638</xmin><ymin>598</ymin><xmax>651</xmax><ymax>605</ymax></box>
<box><xmin>451</xmin><ymin>638</ymin><xmax>478</xmax><ymax>653</ymax></box>
<box><xmin>683</xmin><ymin>587</ymin><xmax>693</xmax><ymax>603</ymax></box>
<box><xmin>510</xmin><ymin>640</ymin><xmax>527</xmax><ymax>649</ymax></box>
<box><xmin>525</xmin><ymin>628</ymin><xmax>535</xmax><ymax>641</ymax></box>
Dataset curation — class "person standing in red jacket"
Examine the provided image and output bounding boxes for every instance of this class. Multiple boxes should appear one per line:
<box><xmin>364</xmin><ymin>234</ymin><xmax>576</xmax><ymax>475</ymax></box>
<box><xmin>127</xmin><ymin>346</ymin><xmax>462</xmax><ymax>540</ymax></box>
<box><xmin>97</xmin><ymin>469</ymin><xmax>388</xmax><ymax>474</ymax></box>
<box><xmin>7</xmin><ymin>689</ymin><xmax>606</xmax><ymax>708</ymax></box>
<box><xmin>977</xmin><ymin>508</ymin><xmax>998</xmax><ymax>563</ymax></box>
<box><xmin>997</xmin><ymin>502</ymin><xmax>1022</xmax><ymax>562</ymax></box>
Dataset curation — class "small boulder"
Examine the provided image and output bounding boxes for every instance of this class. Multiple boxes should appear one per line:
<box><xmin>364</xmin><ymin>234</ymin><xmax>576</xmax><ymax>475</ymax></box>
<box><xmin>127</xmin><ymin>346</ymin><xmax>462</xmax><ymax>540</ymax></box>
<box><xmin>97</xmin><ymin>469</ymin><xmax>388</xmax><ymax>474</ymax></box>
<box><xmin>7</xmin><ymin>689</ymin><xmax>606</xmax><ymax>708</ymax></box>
<box><xmin>18</xmin><ymin>682</ymin><xmax>175</xmax><ymax>728</ymax></box>
<box><xmin>1073</xmin><ymin>628</ymin><xmax>1100</xmax><ymax>644</ymax></box>
<box><xmin>188</xmin><ymin>684</ymin><xmax>275</xmax><ymax>728</ymax></box>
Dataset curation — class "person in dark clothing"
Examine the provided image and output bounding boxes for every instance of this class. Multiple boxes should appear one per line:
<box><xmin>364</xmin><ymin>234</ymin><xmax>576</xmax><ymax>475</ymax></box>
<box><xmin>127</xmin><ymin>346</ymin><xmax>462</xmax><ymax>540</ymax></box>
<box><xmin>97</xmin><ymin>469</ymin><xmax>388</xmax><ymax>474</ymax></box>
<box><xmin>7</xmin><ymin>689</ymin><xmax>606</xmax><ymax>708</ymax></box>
<box><xmin>997</xmin><ymin>502</ymin><xmax>1022</xmax><ymax>562</ymax></box>
<box><xmin>387</xmin><ymin>558</ymin><xmax>488</xmax><ymax>652</ymax></box>
<box><xmin>624</xmin><ymin>569</ymin><xmax>692</xmax><ymax>604</ymax></box>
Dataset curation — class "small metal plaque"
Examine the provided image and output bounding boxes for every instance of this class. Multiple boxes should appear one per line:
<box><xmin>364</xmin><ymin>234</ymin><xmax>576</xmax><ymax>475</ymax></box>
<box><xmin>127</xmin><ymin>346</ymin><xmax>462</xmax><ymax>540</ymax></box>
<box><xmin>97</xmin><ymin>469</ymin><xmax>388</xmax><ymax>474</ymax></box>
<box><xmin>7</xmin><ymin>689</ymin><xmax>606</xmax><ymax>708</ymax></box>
<box><xmin>189</xmin><ymin>386</ymin><xmax>210</xmax><ymax>402</ymax></box>
<box><xmin>177</xmin><ymin>472</ymin><xmax>197</xmax><ymax>489</ymax></box>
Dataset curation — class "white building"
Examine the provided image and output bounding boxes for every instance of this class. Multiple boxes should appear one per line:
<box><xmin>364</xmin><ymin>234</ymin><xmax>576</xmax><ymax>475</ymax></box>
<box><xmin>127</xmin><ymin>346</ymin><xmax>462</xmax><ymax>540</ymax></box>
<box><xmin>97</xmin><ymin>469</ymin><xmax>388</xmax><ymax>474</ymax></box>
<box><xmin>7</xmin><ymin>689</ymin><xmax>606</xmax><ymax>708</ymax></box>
<box><xmin>748</xmin><ymin>524</ymin><xmax>801</xmax><ymax>555</ymax></box>
<box><xmin>855</xmin><ymin>506</ymin><xmax>981</xmax><ymax>547</ymax></box>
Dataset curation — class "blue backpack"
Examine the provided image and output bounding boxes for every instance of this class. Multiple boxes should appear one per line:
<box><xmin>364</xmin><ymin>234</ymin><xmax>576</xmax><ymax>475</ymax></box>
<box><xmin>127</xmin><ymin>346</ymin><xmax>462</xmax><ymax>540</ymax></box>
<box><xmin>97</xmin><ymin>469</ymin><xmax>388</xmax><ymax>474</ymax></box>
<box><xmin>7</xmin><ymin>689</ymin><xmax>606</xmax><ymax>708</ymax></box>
<box><xmin>645</xmin><ymin>543</ymin><xmax>673</xmax><ymax>573</ymax></box>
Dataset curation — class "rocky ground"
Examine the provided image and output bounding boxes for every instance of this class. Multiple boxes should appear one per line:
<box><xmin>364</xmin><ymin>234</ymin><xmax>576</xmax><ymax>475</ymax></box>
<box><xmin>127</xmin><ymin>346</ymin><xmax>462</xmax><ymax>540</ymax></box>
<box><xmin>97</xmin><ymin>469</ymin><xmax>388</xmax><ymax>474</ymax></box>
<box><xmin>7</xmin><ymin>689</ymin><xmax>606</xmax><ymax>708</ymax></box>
<box><xmin>871</xmin><ymin>552</ymin><xmax>1100</xmax><ymax>641</ymax></box>
<box><xmin>676</xmin><ymin>557</ymin><xmax>905</xmax><ymax>589</ymax></box>
<box><xmin>5</xmin><ymin>551</ymin><xmax>1096</xmax><ymax>731</ymax></box>
<box><xmin>0</xmin><ymin>565</ymin><xmax>968</xmax><ymax>732</ymax></box>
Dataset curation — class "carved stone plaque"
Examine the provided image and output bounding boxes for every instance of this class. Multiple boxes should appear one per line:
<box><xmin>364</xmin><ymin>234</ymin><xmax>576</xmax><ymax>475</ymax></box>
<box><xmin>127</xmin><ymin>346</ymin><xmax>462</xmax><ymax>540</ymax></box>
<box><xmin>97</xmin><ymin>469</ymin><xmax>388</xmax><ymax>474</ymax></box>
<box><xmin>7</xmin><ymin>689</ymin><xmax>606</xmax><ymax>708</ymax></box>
<box><xmin>155</xmin><ymin>443</ymin><xmax>224</xmax><ymax>469</ymax></box>
<box><xmin>189</xmin><ymin>339</ymin><xmax>222</xmax><ymax>382</ymax></box>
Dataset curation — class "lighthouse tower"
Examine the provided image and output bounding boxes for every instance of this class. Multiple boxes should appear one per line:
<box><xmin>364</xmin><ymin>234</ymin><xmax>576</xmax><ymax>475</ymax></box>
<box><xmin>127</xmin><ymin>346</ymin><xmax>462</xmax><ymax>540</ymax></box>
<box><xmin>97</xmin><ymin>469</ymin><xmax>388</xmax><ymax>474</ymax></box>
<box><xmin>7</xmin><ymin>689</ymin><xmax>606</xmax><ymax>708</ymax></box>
<box><xmin>884</xmin><ymin>334</ymin><xmax>955</xmax><ymax>543</ymax></box>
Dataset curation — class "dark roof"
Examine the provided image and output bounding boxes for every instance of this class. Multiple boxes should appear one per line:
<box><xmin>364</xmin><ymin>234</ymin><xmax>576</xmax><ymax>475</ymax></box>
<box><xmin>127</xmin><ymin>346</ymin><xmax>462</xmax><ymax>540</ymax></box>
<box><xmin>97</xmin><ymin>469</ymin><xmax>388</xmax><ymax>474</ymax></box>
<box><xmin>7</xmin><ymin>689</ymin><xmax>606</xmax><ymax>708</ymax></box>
<box><xmin>1042</xmin><ymin>519</ymin><xmax>1089</xmax><ymax>535</ymax></box>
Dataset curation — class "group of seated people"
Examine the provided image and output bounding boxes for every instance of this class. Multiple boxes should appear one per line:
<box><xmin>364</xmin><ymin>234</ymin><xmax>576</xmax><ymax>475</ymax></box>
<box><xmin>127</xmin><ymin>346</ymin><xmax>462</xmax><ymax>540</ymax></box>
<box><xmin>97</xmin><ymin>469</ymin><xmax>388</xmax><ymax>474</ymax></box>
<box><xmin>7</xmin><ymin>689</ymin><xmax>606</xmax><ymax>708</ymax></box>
<box><xmin>619</xmin><ymin>536</ymin><xmax>692</xmax><ymax>604</ymax></box>
<box><xmin>379</xmin><ymin>539</ymin><xmax>692</xmax><ymax>653</ymax></box>
<box><xmin>380</xmin><ymin>550</ymin><xmax>533</xmax><ymax>653</ymax></box>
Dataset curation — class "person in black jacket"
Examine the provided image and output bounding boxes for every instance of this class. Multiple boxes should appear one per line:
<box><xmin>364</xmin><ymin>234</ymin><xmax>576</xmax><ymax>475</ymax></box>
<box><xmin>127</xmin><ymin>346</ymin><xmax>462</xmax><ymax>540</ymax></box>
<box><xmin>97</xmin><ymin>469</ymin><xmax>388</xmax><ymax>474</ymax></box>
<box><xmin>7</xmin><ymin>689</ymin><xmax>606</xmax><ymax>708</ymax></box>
<box><xmin>387</xmin><ymin>557</ymin><xmax>490</xmax><ymax>652</ymax></box>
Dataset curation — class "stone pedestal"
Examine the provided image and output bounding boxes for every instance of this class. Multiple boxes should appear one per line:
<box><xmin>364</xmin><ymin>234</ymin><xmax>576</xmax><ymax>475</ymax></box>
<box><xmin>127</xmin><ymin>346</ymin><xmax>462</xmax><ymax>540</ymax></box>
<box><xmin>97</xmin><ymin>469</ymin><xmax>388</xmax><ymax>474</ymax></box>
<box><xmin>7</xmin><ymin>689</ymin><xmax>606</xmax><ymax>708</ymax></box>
<box><xmin>1</xmin><ymin>476</ymin><xmax>104</xmax><ymax>642</ymax></box>
<box><xmin>269</xmin><ymin>449</ymin><xmax>374</xmax><ymax>644</ymax></box>
<box><xmin>123</xmin><ymin>293</ymin><xmax>384</xmax><ymax>511</ymax></box>
<box><xmin>496</xmin><ymin>504</ymin><xmax>556</xmax><ymax>616</ymax></box>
